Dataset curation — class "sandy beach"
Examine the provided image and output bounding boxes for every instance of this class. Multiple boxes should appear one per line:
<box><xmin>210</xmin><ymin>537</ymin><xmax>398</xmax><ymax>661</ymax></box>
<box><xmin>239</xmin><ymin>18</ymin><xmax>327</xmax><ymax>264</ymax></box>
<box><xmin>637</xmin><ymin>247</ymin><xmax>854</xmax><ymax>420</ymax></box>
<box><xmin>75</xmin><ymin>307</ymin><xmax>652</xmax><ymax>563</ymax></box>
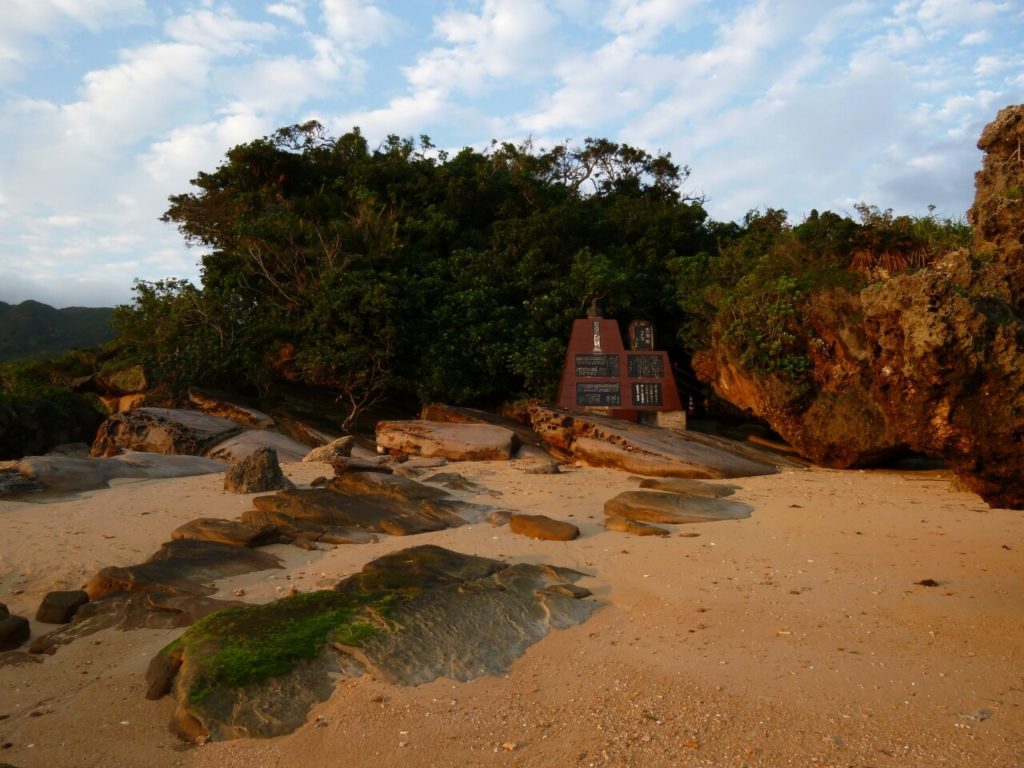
<box><xmin>1</xmin><ymin>458</ymin><xmax>1022</xmax><ymax>767</ymax></box>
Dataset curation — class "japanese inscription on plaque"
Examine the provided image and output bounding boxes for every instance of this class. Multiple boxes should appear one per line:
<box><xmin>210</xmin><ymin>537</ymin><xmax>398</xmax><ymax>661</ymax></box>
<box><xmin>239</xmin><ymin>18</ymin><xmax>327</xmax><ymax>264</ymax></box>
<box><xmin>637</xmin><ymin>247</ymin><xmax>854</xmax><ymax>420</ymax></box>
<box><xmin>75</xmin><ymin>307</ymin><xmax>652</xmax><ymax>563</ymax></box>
<box><xmin>631</xmin><ymin>382</ymin><xmax>663</xmax><ymax>406</ymax></box>
<box><xmin>575</xmin><ymin>353</ymin><xmax>620</xmax><ymax>378</ymax></box>
<box><xmin>627</xmin><ymin>354</ymin><xmax>664</xmax><ymax>378</ymax></box>
<box><xmin>577</xmin><ymin>382</ymin><xmax>622</xmax><ymax>406</ymax></box>
<box><xmin>628</xmin><ymin>320</ymin><xmax>654</xmax><ymax>351</ymax></box>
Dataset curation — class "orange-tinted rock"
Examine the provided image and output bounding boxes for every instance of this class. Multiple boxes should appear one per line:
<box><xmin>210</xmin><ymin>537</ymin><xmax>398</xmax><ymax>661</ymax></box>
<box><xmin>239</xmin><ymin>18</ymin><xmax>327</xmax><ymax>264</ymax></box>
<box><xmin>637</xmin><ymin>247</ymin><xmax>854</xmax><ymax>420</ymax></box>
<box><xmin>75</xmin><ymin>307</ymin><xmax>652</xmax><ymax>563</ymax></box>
<box><xmin>376</xmin><ymin>420</ymin><xmax>517</xmax><ymax>461</ymax></box>
<box><xmin>509</xmin><ymin>513</ymin><xmax>580</xmax><ymax>541</ymax></box>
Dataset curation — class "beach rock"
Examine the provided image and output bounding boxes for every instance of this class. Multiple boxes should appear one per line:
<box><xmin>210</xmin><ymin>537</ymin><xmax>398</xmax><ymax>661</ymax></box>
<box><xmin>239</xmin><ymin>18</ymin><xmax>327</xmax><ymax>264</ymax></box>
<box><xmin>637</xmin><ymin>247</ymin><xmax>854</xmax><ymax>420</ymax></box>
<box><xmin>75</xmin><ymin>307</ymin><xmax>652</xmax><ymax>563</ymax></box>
<box><xmin>91</xmin><ymin>407</ymin><xmax>242</xmax><ymax>458</ymax></box>
<box><xmin>522</xmin><ymin>461</ymin><xmax>561</xmax><ymax>475</ymax></box>
<box><xmin>240</xmin><ymin>507</ymin><xmax>380</xmax><ymax>545</ymax></box>
<box><xmin>188</xmin><ymin>388</ymin><xmax>276</xmax><ymax>429</ymax></box>
<box><xmin>0</xmin><ymin>603</ymin><xmax>30</xmax><ymax>651</ymax></box>
<box><xmin>171</xmin><ymin>518</ymin><xmax>280</xmax><ymax>548</ymax></box>
<box><xmin>376</xmin><ymin>420</ymin><xmax>518</xmax><ymax>461</ymax></box>
<box><xmin>420</xmin><ymin>403</ymin><xmax>550</xmax><ymax>457</ymax></box>
<box><xmin>331</xmin><ymin>456</ymin><xmax>393</xmax><ymax>475</ymax></box>
<box><xmin>223</xmin><ymin>447</ymin><xmax>294</xmax><ymax>494</ymax></box>
<box><xmin>85</xmin><ymin>539</ymin><xmax>282</xmax><ymax>600</ymax></box>
<box><xmin>420</xmin><ymin>472</ymin><xmax>496</xmax><ymax>495</ymax></box>
<box><xmin>249</xmin><ymin>487</ymin><xmax>461</xmax><ymax>537</ymax></box>
<box><xmin>207</xmin><ymin>431</ymin><xmax>309</xmax><ymax>463</ymax></box>
<box><xmin>509</xmin><ymin>513</ymin><xmax>580</xmax><ymax>541</ymax></box>
<box><xmin>529</xmin><ymin>405</ymin><xmax>784</xmax><ymax>478</ymax></box>
<box><xmin>638</xmin><ymin>477</ymin><xmax>736</xmax><ymax>498</ymax></box>
<box><xmin>0</xmin><ymin>469</ymin><xmax>43</xmax><ymax>497</ymax></box>
<box><xmin>692</xmin><ymin>287</ymin><xmax>908</xmax><ymax>468</ymax></box>
<box><xmin>1</xmin><ymin>451</ymin><xmax>225</xmax><ymax>494</ymax></box>
<box><xmin>604</xmin><ymin>517</ymin><xmax>670</xmax><ymax>536</ymax></box>
<box><xmin>604</xmin><ymin>490</ymin><xmax>753</xmax><ymax>524</ymax></box>
<box><xmin>35</xmin><ymin>590</ymin><xmax>89</xmax><ymax>624</ymax></box>
<box><xmin>330</xmin><ymin>470</ymin><xmax>449</xmax><ymax>501</ymax></box>
<box><xmin>302</xmin><ymin>436</ymin><xmax>355</xmax><ymax>463</ymax></box>
<box><xmin>149</xmin><ymin>545</ymin><xmax>594</xmax><ymax>741</ymax></box>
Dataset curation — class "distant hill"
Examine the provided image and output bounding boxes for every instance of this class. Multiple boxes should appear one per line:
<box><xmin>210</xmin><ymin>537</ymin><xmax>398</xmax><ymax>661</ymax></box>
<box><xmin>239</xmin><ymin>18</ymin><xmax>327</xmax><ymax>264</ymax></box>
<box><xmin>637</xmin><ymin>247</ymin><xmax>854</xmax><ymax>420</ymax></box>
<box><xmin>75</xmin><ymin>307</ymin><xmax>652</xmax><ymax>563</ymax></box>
<box><xmin>0</xmin><ymin>300</ymin><xmax>115</xmax><ymax>362</ymax></box>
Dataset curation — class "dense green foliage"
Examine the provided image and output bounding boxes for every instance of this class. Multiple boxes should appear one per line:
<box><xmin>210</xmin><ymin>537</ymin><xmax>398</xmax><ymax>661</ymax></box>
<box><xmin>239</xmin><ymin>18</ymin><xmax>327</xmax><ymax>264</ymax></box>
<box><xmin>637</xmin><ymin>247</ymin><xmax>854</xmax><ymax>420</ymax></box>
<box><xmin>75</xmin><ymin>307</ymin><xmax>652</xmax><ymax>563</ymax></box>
<box><xmin>0</xmin><ymin>300</ymin><xmax>114</xmax><ymax>363</ymax></box>
<box><xmin>105</xmin><ymin>121</ymin><xmax>973</xmax><ymax>422</ymax></box>
<box><xmin>113</xmin><ymin>122</ymin><xmax>708</xmax><ymax>424</ymax></box>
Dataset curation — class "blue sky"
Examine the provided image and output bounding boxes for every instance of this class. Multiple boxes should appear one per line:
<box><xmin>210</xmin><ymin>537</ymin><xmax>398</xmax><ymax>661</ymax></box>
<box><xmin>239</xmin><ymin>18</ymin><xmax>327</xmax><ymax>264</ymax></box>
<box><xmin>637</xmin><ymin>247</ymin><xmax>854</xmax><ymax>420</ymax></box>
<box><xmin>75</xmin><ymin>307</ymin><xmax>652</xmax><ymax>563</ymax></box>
<box><xmin>0</xmin><ymin>0</ymin><xmax>1020</xmax><ymax>308</ymax></box>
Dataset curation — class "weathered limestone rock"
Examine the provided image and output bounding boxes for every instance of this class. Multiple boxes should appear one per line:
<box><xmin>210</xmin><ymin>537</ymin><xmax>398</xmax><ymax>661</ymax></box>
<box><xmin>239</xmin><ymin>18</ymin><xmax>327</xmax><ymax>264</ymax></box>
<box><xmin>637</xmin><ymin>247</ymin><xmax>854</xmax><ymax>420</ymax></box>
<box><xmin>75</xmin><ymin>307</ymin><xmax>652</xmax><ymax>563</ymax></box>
<box><xmin>148</xmin><ymin>545</ymin><xmax>594</xmax><ymax>741</ymax></box>
<box><xmin>604</xmin><ymin>517</ymin><xmax>670</xmax><ymax>536</ymax></box>
<box><xmin>85</xmin><ymin>539</ymin><xmax>282</xmax><ymax>600</ymax></box>
<box><xmin>1</xmin><ymin>451</ymin><xmax>225</xmax><ymax>494</ymax></box>
<box><xmin>529</xmin><ymin>405</ymin><xmax>784</xmax><ymax>478</ymax></box>
<box><xmin>604</xmin><ymin>490</ymin><xmax>752</xmax><ymax>524</ymax></box>
<box><xmin>91</xmin><ymin>407</ymin><xmax>242</xmax><ymax>457</ymax></box>
<box><xmin>188</xmin><ymin>388</ymin><xmax>276</xmax><ymax>429</ymax></box>
<box><xmin>376</xmin><ymin>420</ymin><xmax>518</xmax><ymax>461</ymax></box>
<box><xmin>223</xmin><ymin>447</ymin><xmax>294</xmax><ymax>494</ymax></box>
<box><xmin>207</xmin><ymin>430</ymin><xmax>310</xmax><ymax>463</ymax></box>
<box><xmin>302</xmin><ymin>436</ymin><xmax>355</xmax><ymax>463</ymax></box>
<box><xmin>36</xmin><ymin>590</ymin><xmax>89</xmax><ymax>624</ymax></box>
<box><xmin>509</xmin><ymin>513</ymin><xmax>580</xmax><ymax>541</ymax></box>
<box><xmin>171</xmin><ymin>518</ymin><xmax>280</xmax><ymax>548</ymax></box>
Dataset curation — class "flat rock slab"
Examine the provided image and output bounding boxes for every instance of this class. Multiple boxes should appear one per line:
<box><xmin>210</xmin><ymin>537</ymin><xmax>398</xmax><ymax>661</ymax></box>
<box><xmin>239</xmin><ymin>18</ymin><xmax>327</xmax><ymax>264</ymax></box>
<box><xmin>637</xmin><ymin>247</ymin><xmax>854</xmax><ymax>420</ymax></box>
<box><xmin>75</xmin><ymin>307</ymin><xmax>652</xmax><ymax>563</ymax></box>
<box><xmin>604</xmin><ymin>517</ymin><xmax>670</xmax><ymax>536</ymax></box>
<box><xmin>149</xmin><ymin>544</ymin><xmax>594</xmax><ymax>741</ymax></box>
<box><xmin>509</xmin><ymin>513</ymin><xmax>580</xmax><ymax>541</ymax></box>
<box><xmin>330</xmin><ymin>471</ymin><xmax>450</xmax><ymax>501</ymax></box>
<box><xmin>638</xmin><ymin>477</ymin><xmax>737</xmax><ymax>498</ymax></box>
<box><xmin>207</xmin><ymin>430</ymin><xmax>310</xmax><ymax>463</ymax></box>
<box><xmin>376</xmin><ymin>420</ymin><xmax>518</xmax><ymax>461</ymax></box>
<box><xmin>250</xmin><ymin>487</ymin><xmax>464</xmax><ymax>537</ymax></box>
<box><xmin>188</xmin><ymin>388</ymin><xmax>276</xmax><ymax>429</ymax></box>
<box><xmin>171</xmin><ymin>518</ymin><xmax>280</xmax><ymax>548</ymax></box>
<box><xmin>91</xmin><ymin>407</ymin><xmax>242</xmax><ymax>457</ymax></box>
<box><xmin>604</xmin><ymin>490</ymin><xmax>753</xmax><ymax>524</ymax></box>
<box><xmin>2</xmin><ymin>451</ymin><xmax>226</xmax><ymax>494</ymax></box>
<box><xmin>420</xmin><ymin>403</ymin><xmax>550</xmax><ymax>457</ymax></box>
<box><xmin>529</xmin><ymin>405</ymin><xmax>788</xmax><ymax>479</ymax></box>
<box><xmin>85</xmin><ymin>539</ymin><xmax>282</xmax><ymax>600</ymax></box>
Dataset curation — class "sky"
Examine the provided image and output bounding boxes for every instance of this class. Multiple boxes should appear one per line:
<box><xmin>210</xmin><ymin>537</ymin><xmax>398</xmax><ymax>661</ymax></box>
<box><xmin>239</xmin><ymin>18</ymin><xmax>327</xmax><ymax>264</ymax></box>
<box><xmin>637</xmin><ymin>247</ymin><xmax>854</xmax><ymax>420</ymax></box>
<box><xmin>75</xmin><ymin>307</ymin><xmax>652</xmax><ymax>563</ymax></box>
<box><xmin>0</xmin><ymin>0</ymin><xmax>1021</xmax><ymax>308</ymax></box>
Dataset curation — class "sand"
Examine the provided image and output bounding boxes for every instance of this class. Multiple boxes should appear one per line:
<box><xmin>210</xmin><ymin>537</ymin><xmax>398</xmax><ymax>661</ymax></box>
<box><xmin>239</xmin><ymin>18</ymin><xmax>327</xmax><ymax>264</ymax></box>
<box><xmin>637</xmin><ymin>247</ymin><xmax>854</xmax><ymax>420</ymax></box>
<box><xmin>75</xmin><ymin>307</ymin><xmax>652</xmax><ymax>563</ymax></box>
<box><xmin>1</xmin><ymin>459</ymin><xmax>1022</xmax><ymax>767</ymax></box>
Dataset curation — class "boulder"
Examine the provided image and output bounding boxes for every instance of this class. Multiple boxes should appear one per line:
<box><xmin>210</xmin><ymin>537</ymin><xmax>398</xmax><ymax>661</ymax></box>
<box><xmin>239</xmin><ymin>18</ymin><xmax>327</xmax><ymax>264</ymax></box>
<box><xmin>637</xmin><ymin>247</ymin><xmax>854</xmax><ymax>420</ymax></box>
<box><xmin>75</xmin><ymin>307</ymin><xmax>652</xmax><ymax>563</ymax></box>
<box><xmin>692</xmin><ymin>287</ymin><xmax>908</xmax><ymax>468</ymax></box>
<box><xmin>207</xmin><ymin>430</ymin><xmax>310</xmax><ymax>463</ymax></box>
<box><xmin>0</xmin><ymin>451</ymin><xmax>225</xmax><ymax>494</ymax></box>
<box><xmin>148</xmin><ymin>545</ymin><xmax>594</xmax><ymax>741</ymax></box>
<box><xmin>91</xmin><ymin>407</ymin><xmax>242</xmax><ymax>457</ymax></box>
<box><xmin>302</xmin><ymin>436</ymin><xmax>355</xmax><ymax>463</ymax></box>
<box><xmin>604</xmin><ymin>490</ymin><xmax>753</xmax><ymax>524</ymax></box>
<box><xmin>528</xmin><ymin>405</ymin><xmax>785</xmax><ymax>478</ymax></box>
<box><xmin>223</xmin><ymin>447</ymin><xmax>295</xmax><ymax>494</ymax></box>
<box><xmin>604</xmin><ymin>517</ymin><xmax>670</xmax><ymax>536</ymax></box>
<box><xmin>188</xmin><ymin>388</ymin><xmax>276</xmax><ymax>429</ymax></box>
<box><xmin>509</xmin><ymin>514</ymin><xmax>580</xmax><ymax>541</ymax></box>
<box><xmin>0</xmin><ymin>604</ymin><xmax>30</xmax><ymax>651</ymax></box>
<box><xmin>36</xmin><ymin>590</ymin><xmax>89</xmax><ymax>624</ymax></box>
<box><xmin>376</xmin><ymin>420</ymin><xmax>518</xmax><ymax>461</ymax></box>
<box><xmin>420</xmin><ymin>403</ymin><xmax>550</xmax><ymax>457</ymax></box>
<box><xmin>171</xmin><ymin>518</ymin><xmax>280</xmax><ymax>548</ymax></box>
<box><xmin>85</xmin><ymin>539</ymin><xmax>282</xmax><ymax>600</ymax></box>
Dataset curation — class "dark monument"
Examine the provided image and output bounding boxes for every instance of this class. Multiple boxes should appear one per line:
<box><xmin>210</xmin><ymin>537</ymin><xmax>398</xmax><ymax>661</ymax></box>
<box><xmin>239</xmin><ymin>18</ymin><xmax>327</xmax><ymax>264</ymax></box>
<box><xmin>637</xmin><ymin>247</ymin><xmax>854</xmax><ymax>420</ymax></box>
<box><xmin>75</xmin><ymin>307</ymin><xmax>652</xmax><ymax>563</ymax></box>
<box><xmin>556</xmin><ymin>301</ymin><xmax>682</xmax><ymax>419</ymax></box>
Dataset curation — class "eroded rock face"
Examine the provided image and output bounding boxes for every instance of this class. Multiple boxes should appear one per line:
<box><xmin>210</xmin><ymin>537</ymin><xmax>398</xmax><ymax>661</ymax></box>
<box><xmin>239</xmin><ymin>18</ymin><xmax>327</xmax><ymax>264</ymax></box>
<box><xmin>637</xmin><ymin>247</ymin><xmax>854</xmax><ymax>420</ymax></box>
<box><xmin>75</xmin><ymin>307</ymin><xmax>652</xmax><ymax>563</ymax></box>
<box><xmin>148</xmin><ymin>545</ymin><xmax>594</xmax><ymax>742</ymax></box>
<box><xmin>91</xmin><ymin>408</ymin><xmax>242</xmax><ymax>457</ymax></box>
<box><xmin>528</xmin><ymin>405</ymin><xmax>785</xmax><ymax>478</ymax></box>
<box><xmin>223</xmin><ymin>447</ymin><xmax>294</xmax><ymax>494</ymax></box>
<box><xmin>693</xmin><ymin>288</ymin><xmax>907</xmax><ymax>468</ymax></box>
<box><xmin>376</xmin><ymin>420</ymin><xmax>518</xmax><ymax>461</ymax></box>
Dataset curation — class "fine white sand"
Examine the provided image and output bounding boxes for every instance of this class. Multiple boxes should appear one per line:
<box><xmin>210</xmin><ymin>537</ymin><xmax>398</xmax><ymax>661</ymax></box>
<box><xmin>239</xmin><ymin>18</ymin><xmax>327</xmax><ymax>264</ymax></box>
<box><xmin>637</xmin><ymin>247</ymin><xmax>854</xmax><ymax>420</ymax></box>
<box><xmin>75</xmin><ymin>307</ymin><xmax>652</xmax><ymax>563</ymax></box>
<box><xmin>1</xmin><ymin>459</ymin><xmax>1022</xmax><ymax>767</ymax></box>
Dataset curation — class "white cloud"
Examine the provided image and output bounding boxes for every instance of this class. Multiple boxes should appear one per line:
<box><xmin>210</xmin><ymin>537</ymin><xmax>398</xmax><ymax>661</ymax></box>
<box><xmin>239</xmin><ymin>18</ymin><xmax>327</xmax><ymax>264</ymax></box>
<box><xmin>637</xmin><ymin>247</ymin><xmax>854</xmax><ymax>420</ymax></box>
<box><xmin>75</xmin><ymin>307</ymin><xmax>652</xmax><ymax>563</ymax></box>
<box><xmin>267</xmin><ymin>1</ymin><xmax>307</xmax><ymax>26</ymax></box>
<box><xmin>959</xmin><ymin>30</ymin><xmax>990</xmax><ymax>46</ymax></box>
<box><xmin>165</xmin><ymin>7</ymin><xmax>276</xmax><ymax>54</ymax></box>
<box><xmin>320</xmin><ymin>0</ymin><xmax>398</xmax><ymax>47</ymax></box>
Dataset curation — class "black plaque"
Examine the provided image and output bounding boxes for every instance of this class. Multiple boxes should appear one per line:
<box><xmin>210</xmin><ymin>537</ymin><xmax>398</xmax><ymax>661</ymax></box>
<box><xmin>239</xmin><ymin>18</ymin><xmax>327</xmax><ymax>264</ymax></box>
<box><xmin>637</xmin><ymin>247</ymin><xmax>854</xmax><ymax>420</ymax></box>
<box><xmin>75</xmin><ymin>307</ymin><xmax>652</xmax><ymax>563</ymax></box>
<box><xmin>629</xmin><ymin>320</ymin><xmax>654</xmax><ymax>350</ymax></box>
<box><xmin>627</xmin><ymin>354</ymin><xmax>664</xmax><ymax>378</ymax></box>
<box><xmin>575</xmin><ymin>353</ymin><xmax>619</xmax><ymax>378</ymax></box>
<box><xmin>631</xmin><ymin>382</ymin><xmax>663</xmax><ymax>406</ymax></box>
<box><xmin>577</xmin><ymin>382</ymin><xmax>621</xmax><ymax>406</ymax></box>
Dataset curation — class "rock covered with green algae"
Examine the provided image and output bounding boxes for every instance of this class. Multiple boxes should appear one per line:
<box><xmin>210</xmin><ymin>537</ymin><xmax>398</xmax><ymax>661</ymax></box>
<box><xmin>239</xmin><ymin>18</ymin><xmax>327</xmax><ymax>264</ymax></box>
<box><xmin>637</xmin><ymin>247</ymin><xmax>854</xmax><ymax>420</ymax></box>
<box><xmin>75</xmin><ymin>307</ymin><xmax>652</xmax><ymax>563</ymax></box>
<box><xmin>147</xmin><ymin>544</ymin><xmax>594</xmax><ymax>742</ymax></box>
